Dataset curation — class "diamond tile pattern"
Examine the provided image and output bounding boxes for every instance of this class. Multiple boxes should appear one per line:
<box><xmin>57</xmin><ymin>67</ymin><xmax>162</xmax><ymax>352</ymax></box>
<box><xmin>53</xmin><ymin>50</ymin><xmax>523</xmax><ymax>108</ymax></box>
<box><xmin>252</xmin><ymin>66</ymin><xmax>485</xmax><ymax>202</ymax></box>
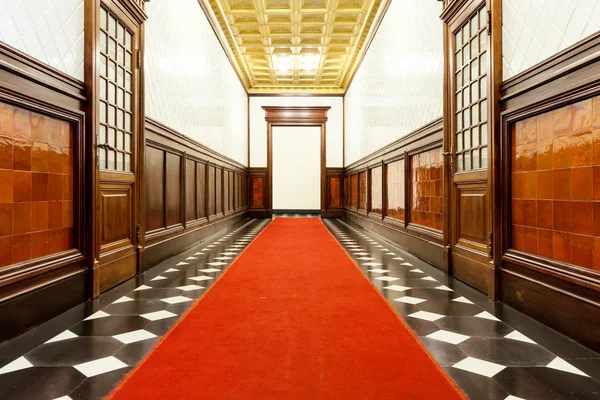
<box><xmin>144</xmin><ymin>0</ymin><xmax>248</xmax><ymax>165</ymax></box>
<box><xmin>0</xmin><ymin>0</ymin><xmax>84</xmax><ymax>80</ymax></box>
<box><xmin>502</xmin><ymin>0</ymin><xmax>600</xmax><ymax>80</ymax></box>
<box><xmin>344</xmin><ymin>0</ymin><xmax>443</xmax><ymax>165</ymax></box>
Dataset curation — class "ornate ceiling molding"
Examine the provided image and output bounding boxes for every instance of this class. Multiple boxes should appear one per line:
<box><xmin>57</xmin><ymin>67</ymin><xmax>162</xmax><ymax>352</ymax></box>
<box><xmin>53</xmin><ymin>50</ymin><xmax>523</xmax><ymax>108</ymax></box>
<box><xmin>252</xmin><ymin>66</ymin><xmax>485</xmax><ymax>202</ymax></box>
<box><xmin>198</xmin><ymin>0</ymin><xmax>390</xmax><ymax>93</ymax></box>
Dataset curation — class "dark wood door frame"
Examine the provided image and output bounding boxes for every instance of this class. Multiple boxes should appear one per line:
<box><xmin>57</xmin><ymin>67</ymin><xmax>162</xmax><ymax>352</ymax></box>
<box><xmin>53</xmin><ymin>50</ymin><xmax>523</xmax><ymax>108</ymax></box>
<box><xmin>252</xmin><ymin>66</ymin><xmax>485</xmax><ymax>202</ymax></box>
<box><xmin>263</xmin><ymin>106</ymin><xmax>330</xmax><ymax>217</ymax></box>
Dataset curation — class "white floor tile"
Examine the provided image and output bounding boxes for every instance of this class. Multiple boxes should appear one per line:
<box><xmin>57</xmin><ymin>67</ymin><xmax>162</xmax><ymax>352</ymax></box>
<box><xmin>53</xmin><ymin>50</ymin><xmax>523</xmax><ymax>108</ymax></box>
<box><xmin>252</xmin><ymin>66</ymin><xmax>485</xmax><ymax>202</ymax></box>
<box><xmin>206</xmin><ymin>262</ymin><xmax>227</xmax><ymax>266</ymax></box>
<box><xmin>186</xmin><ymin>257</ymin><xmax>198</xmax><ymax>260</ymax></box>
<box><xmin>199</xmin><ymin>268</ymin><xmax>221</xmax><ymax>273</ymax></box>
<box><xmin>375</xmin><ymin>276</ymin><xmax>400</xmax><ymax>282</ymax></box>
<box><xmin>134</xmin><ymin>285</ymin><xmax>152</xmax><ymax>291</ymax></box>
<box><xmin>394</xmin><ymin>296</ymin><xmax>427</xmax><ymax>305</ymax></box>
<box><xmin>385</xmin><ymin>253</ymin><xmax>396</xmax><ymax>255</ymax></box>
<box><xmin>140</xmin><ymin>310</ymin><xmax>178</xmax><ymax>321</ymax></box>
<box><xmin>383</xmin><ymin>285</ymin><xmax>410</xmax><ymax>292</ymax></box>
<box><xmin>221</xmin><ymin>252</ymin><xmax>237</xmax><ymax>255</ymax></box>
<box><xmin>84</xmin><ymin>311</ymin><xmax>110</xmax><ymax>321</ymax></box>
<box><xmin>421</xmin><ymin>276</ymin><xmax>437</xmax><ymax>282</ymax></box>
<box><xmin>165</xmin><ymin>268</ymin><xmax>179</xmax><ymax>273</ymax></box>
<box><xmin>176</xmin><ymin>284</ymin><xmax>204</xmax><ymax>291</ymax></box>
<box><xmin>160</xmin><ymin>296</ymin><xmax>193</xmax><ymax>304</ymax></box>
<box><xmin>357</xmin><ymin>257</ymin><xmax>375</xmax><ymax>260</ymax></box>
<box><xmin>452</xmin><ymin>296</ymin><xmax>473</xmax><ymax>304</ymax></box>
<box><xmin>189</xmin><ymin>276</ymin><xmax>215</xmax><ymax>281</ymax></box>
<box><xmin>401</xmin><ymin>262</ymin><xmax>413</xmax><ymax>266</ymax></box>
<box><xmin>151</xmin><ymin>275</ymin><xmax>167</xmax><ymax>281</ymax></box>
<box><xmin>194</xmin><ymin>252</ymin><xmax>204</xmax><ymax>255</ymax></box>
<box><xmin>504</xmin><ymin>330</ymin><xmax>536</xmax><ymax>344</ymax></box>
<box><xmin>504</xmin><ymin>396</ymin><xmax>526</xmax><ymax>400</ymax></box>
<box><xmin>435</xmin><ymin>285</ymin><xmax>453</xmax><ymax>291</ymax></box>
<box><xmin>546</xmin><ymin>357</ymin><xmax>589</xmax><ymax>377</ymax></box>
<box><xmin>362</xmin><ymin>262</ymin><xmax>383</xmax><ymax>266</ymax></box>
<box><xmin>46</xmin><ymin>330</ymin><xmax>78</xmax><ymax>344</ymax></box>
<box><xmin>354</xmin><ymin>252</ymin><xmax>370</xmax><ymax>256</ymax></box>
<box><xmin>408</xmin><ymin>311</ymin><xmax>445</xmax><ymax>322</ymax></box>
<box><xmin>368</xmin><ymin>268</ymin><xmax>388</xmax><ymax>273</ymax></box>
<box><xmin>0</xmin><ymin>357</ymin><xmax>33</xmax><ymax>375</ymax></box>
<box><xmin>475</xmin><ymin>311</ymin><xmax>500</xmax><ymax>321</ymax></box>
<box><xmin>409</xmin><ymin>269</ymin><xmax>423</xmax><ymax>273</ymax></box>
<box><xmin>74</xmin><ymin>356</ymin><xmax>128</xmax><ymax>378</ymax></box>
<box><xmin>427</xmin><ymin>330</ymin><xmax>470</xmax><ymax>345</ymax></box>
<box><xmin>214</xmin><ymin>257</ymin><xmax>233</xmax><ymax>260</ymax></box>
<box><xmin>453</xmin><ymin>357</ymin><xmax>506</xmax><ymax>377</ymax></box>
<box><xmin>393</xmin><ymin>257</ymin><xmax>404</xmax><ymax>260</ymax></box>
<box><xmin>52</xmin><ymin>396</ymin><xmax>73</xmax><ymax>400</ymax></box>
<box><xmin>113</xmin><ymin>296</ymin><xmax>133</xmax><ymax>304</ymax></box>
<box><xmin>112</xmin><ymin>329</ymin><xmax>157</xmax><ymax>344</ymax></box>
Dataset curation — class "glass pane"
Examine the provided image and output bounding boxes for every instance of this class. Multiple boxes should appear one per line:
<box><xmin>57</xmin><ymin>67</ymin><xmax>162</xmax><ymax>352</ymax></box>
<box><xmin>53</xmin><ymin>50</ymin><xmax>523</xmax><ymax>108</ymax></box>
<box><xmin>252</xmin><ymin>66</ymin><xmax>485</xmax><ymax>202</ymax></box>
<box><xmin>100</xmin><ymin>32</ymin><xmax>107</xmax><ymax>53</ymax></box>
<box><xmin>109</xmin><ymin>38</ymin><xmax>116</xmax><ymax>60</ymax></box>
<box><xmin>117</xmin><ymin>151</ymin><xmax>123</xmax><ymax>171</ymax></box>
<box><xmin>125</xmin><ymin>113</ymin><xmax>131</xmax><ymax>131</ymax></box>
<box><xmin>100</xmin><ymin>102</ymin><xmax>106</xmax><ymax>123</ymax></box>
<box><xmin>108</xmin><ymin>106</ymin><xmax>115</xmax><ymax>126</ymax></box>
<box><xmin>463</xmin><ymin>25</ymin><xmax>469</xmax><ymax>43</ymax></box>
<box><xmin>456</xmin><ymin>92</ymin><xmax>462</xmax><ymax>109</ymax></box>
<box><xmin>472</xmin><ymin>80</ymin><xmax>479</xmax><ymax>101</ymax></box>
<box><xmin>117</xmin><ymin>88</ymin><xmax>124</xmax><ymax>108</ymax></box>
<box><xmin>108</xmin><ymin>83</ymin><xmax>115</xmax><ymax>103</ymax></box>
<box><xmin>101</xmin><ymin>8</ymin><xmax>108</xmax><ymax>30</ymax></box>
<box><xmin>480</xmin><ymin>76</ymin><xmax>487</xmax><ymax>98</ymax></box>
<box><xmin>118</xmin><ymin>46</ymin><xmax>124</xmax><ymax>64</ymax></box>
<box><xmin>456</xmin><ymin>132</ymin><xmax>463</xmax><ymax>151</ymax></box>
<box><xmin>465</xmin><ymin>150</ymin><xmax>471</xmax><ymax>170</ymax></box>
<box><xmin>125</xmin><ymin>32</ymin><xmax>132</xmax><ymax>51</ymax></box>
<box><xmin>481</xmin><ymin>100</ymin><xmax>488</xmax><ymax>120</ymax></box>
<box><xmin>456</xmin><ymin>50</ymin><xmax>462</xmax><ymax>69</ymax></box>
<box><xmin>126</xmin><ymin>72</ymin><xmax>132</xmax><ymax>90</ymax></box>
<box><xmin>456</xmin><ymin>112</ymin><xmax>462</xmax><ymax>130</ymax></box>
<box><xmin>109</xmin><ymin>61</ymin><xmax>116</xmax><ymax>81</ymax></box>
<box><xmin>107</xmin><ymin>150</ymin><xmax>115</xmax><ymax>170</ymax></box>
<box><xmin>117</xmin><ymin>110</ymin><xmax>124</xmax><ymax>129</ymax></box>
<box><xmin>99</xmin><ymin>125</ymin><xmax>106</xmax><ymax>144</ymax></box>
<box><xmin>480</xmin><ymin>32</ymin><xmax>487</xmax><ymax>51</ymax></box>
<box><xmin>472</xmin><ymin>126</ymin><xmax>479</xmax><ymax>147</ymax></box>
<box><xmin>125</xmin><ymin>93</ymin><xmax>132</xmax><ymax>112</ymax></box>
<box><xmin>473</xmin><ymin>149</ymin><xmax>480</xmax><ymax>169</ymax></box>
<box><xmin>118</xmin><ymin>24</ymin><xmax>125</xmax><ymax>44</ymax></box>
<box><xmin>471</xmin><ymin>38</ymin><xmax>478</xmax><ymax>57</ymax></box>
<box><xmin>464</xmin><ymin>129</ymin><xmax>471</xmax><ymax>149</ymax></box>
<box><xmin>457</xmin><ymin>154</ymin><xmax>463</xmax><ymax>172</ymax></box>
<box><xmin>481</xmin><ymin>123</ymin><xmax>488</xmax><ymax>145</ymax></box>
<box><xmin>100</xmin><ymin>78</ymin><xmax>107</xmax><ymax>100</ymax></box>
<box><xmin>481</xmin><ymin>147</ymin><xmax>488</xmax><ymax>167</ymax></box>
<box><xmin>125</xmin><ymin>154</ymin><xmax>131</xmax><ymax>172</ymax></box>
<box><xmin>125</xmin><ymin>134</ymin><xmax>131</xmax><ymax>152</ymax></box>
<box><xmin>109</xmin><ymin>15</ymin><xmax>116</xmax><ymax>36</ymax></box>
<box><xmin>118</xmin><ymin>67</ymin><xmax>124</xmax><ymax>86</ymax></box>
<box><xmin>100</xmin><ymin>55</ymin><xmax>107</xmax><ymax>76</ymax></box>
<box><xmin>480</xmin><ymin>52</ymin><xmax>488</xmax><ymax>70</ymax></box>
<box><xmin>108</xmin><ymin>128</ymin><xmax>115</xmax><ymax>147</ymax></box>
<box><xmin>463</xmin><ymin>87</ymin><xmax>470</xmax><ymax>105</ymax></box>
<box><xmin>480</xmin><ymin>7</ymin><xmax>487</xmax><ymax>28</ymax></box>
<box><xmin>472</xmin><ymin>105</ymin><xmax>479</xmax><ymax>124</ymax></box>
<box><xmin>456</xmin><ymin>30</ymin><xmax>462</xmax><ymax>47</ymax></box>
<box><xmin>471</xmin><ymin>15</ymin><xmax>478</xmax><ymax>35</ymax></box>
<box><xmin>464</xmin><ymin>64</ymin><xmax>470</xmax><ymax>83</ymax></box>
<box><xmin>464</xmin><ymin>107</ymin><xmax>470</xmax><ymax>128</ymax></box>
<box><xmin>125</xmin><ymin>52</ymin><xmax>132</xmax><ymax>69</ymax></box>
<box><xmin>471</xmin><ymin>61</ymin><xmax>478</xmax><ymax>79</ymax></box>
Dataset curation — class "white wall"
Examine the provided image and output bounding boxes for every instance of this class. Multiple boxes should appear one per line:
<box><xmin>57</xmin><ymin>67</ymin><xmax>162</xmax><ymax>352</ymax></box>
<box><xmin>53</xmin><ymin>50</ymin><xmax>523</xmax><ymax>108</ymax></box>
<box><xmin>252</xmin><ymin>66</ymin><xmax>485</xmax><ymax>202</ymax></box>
<box><xmin>0</xmin><ymin>0</ymin><xmax>85</xmax><ymax>80</ymax></box>
<box><xmin>503</xmin><ymin>0</ymin><xmax>600</xmax><ymax>80</ymax></box>
<box><xmin>344</xmin><ymin>0</ymin><xmax>443</xmax><ymax>166</ymax></box>
<box><xmin>272</xmin><ymin>126</ymin><xmax>321</xmax><ymax>210</ymax></box>
<box><xmin>249</xmin><ymin>96</ymin><xmax>343</xmax><ymax>168</ymax></box>
<box><xmin>145</xmin><ymin>0</ymin><xmax>248</xmax><ymax>165</ymax></box>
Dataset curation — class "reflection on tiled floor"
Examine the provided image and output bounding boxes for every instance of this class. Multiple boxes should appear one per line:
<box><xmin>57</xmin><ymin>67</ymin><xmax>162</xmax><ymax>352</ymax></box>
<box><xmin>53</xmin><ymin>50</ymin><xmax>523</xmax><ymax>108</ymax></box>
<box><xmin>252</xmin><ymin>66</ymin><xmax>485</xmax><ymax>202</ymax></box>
<box><xmin>323</xmin><ymin>219</ymin><xmax>600</xmax><ymax>400</ymax></box>
<box><xmin>2</xmin><ymin>217</ymin><xmax>600</xmax><ymax>400</ymax></box>
<box><xmin>0</xmin><ymin>219</ymin><xmax>269</xmax><ymax>400</ymax></box>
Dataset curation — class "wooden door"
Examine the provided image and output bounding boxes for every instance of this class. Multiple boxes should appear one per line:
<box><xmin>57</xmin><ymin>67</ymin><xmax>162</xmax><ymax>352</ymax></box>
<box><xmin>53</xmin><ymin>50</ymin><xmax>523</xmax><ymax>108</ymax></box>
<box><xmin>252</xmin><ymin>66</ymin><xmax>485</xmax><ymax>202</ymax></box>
<box><xmin>95</xmin><ymin>3</ymin><xmax>140</xmax><ymax>292</ymax></box>
<box><xmin>448</xmin><ymin>0</ymin><xmax>493</xmax><ymax>294</ymax></box>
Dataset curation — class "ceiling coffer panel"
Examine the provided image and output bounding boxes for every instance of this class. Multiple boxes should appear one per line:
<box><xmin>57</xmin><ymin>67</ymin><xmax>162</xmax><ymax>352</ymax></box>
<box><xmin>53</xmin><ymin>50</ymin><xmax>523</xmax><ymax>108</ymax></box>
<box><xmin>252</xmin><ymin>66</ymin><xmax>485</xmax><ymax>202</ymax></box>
<box><xmin>201</xmin><ymin>0</ymin><xmax>388</xmax><ymax>93</ymax></box>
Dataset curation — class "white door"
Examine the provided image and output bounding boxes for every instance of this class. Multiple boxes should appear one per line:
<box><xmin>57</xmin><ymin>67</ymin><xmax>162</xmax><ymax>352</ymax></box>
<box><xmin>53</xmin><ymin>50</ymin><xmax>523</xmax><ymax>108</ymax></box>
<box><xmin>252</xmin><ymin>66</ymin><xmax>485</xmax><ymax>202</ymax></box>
<box><xmin>272</xmin><ymin>126</ymin><xmax>321</xmax><ymax>210</ymax></box>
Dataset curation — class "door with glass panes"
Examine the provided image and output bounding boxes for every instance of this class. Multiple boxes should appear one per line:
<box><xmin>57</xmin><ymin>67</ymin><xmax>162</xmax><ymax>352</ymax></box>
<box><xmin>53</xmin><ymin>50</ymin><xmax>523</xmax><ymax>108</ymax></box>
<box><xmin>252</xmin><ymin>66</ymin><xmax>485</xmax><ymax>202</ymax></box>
<box><xmin>96</xmin><ymin>2</ymin><xmax>140</xmax><ymax>292</ymax></box>
<box><xmin>448</xmin><ymin>0</ymin><xmax>492</xmax><ymax>294</ymax></box>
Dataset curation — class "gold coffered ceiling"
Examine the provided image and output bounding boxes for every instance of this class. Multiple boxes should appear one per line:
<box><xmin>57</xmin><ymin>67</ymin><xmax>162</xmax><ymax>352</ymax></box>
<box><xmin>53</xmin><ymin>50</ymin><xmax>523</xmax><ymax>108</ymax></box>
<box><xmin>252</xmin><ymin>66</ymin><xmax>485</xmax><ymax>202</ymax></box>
<box><xmin>200</xmin><ymin>0</ymin><xmax>388</xmax><ymax>93</ymax></box>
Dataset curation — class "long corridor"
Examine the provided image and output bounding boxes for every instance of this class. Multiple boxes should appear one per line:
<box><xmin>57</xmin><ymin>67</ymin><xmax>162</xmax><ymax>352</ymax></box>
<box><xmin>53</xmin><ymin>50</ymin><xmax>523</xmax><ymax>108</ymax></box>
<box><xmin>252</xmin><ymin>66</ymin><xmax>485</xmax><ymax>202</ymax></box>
<box><xmin>1</xmin><ymin>218</ymin><xmax>599</xmax><ymax>399</ymax></box>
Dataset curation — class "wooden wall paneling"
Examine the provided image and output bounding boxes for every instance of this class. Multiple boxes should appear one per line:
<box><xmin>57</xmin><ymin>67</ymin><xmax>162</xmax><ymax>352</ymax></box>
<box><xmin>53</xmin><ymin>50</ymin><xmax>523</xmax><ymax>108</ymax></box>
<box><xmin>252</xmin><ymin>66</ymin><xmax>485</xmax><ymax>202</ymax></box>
<box><xmin>496</xmin><ymin>28</ymin><xmax>600</xmax><ymax>350</ymax></box>
<box><xmin>325</xmin><ymin>167</ymin><xmax>344</xmax><ymax>218</ymax></box>
<box><xmin>249</xmin><ymin>167</ymin><xmax>268</xmax><ymax>217</ymax></box>
<box><xmin>185</xmin><ymin>158</ymin><xmax>196</xmax><ymax>223</ymax></box>
<box><xmin>0</xmin><ymin>41</ymin><xmax>88</xmax><ymax>342</ymax></box>
<box><xmin>142</xmin><ymin>119</ymin><xmax>249</xmax><ymax>271</ymax></box>
<box><xmin>344</xmin><ymin>119</ymin><xmax>445</xmax><ymax>270</ymax></box>
<box><xmin>223</xmin><ymin>169</ymin><xmax>229</xmax><ymax>214</ymax></box>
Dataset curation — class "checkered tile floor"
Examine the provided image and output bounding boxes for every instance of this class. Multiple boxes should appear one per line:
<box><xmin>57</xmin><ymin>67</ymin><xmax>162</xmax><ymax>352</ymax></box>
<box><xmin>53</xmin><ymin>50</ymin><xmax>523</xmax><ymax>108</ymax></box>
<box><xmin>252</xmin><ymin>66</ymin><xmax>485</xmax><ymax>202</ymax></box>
<box><xmin>1</xmin><ymin>218</ymin><xmax>599</xmax><ymax>399</ymax></box>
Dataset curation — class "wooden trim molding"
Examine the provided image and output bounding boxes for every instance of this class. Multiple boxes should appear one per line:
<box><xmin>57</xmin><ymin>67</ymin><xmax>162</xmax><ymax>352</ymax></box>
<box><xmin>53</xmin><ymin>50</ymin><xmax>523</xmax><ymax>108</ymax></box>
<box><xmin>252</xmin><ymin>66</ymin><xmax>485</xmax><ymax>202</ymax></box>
<box><xmin>497</xmin><ymin>30</ymin><xmax>600</xmax><ymax>351</ymax></box>
<box><xmin>263</xmin><ymin>106</ymin><xmax>330</xmax><ymax>217</ymax></box>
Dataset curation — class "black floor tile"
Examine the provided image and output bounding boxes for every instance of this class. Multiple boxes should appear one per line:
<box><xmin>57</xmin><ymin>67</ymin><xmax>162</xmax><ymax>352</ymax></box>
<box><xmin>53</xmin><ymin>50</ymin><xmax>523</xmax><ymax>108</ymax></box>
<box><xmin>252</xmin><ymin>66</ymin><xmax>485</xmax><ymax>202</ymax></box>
<box><xmin>419</xmin><ymin>337</ymin><xmax>469</xmax><ymax>366</ymax></box>
<box><xmin>114</xmin><ymin>337</ymin><xmax>160</xmax><ymax>366</ymax></box>
<box><xmin>436</xmin><ymin>317</ymin><xmax>514</xmax><ymax>338</ymax></box>
<box><xmin>69</xmin><ymin>367</ymin><xmax>132</xmax><ymax>400</ymax></box>
<box><xmin>26</xmin><ymin>337</ymin><xmax>123</xmax><ymax>366</ymax></box>
<box><xmin>457</xmin><ymin>337</ymin><xmax>556</xmax><ymax>367</ymax></box>
<box><xmin>69</xmin><ymin>316</ymin><xmax>150</xmax><ymax>337</ymax></box>
<box><xmin>443</xmin><ymin>367</ymin><xmax>509</xmax><ymax>400</ymax></box>
<box><xmin>0</xmin><ymin>366</ymin><xmax>86</xmax><ymax>400</ymax></box>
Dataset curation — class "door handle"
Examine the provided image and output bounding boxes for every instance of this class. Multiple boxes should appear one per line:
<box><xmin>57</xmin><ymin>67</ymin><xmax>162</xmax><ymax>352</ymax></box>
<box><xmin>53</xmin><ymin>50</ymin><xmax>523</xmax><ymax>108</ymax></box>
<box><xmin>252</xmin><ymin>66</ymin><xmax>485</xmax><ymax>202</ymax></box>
<box><xmin>97</xmin><ymin>143</ymin><xmax>116</xmax><ymax>151</ymax></box>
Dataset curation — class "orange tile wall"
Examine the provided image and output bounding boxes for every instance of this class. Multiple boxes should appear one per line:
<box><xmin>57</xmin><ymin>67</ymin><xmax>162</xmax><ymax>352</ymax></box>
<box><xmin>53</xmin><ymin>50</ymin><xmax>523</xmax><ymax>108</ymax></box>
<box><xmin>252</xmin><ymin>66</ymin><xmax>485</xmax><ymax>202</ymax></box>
<box><xmin>0</xmin><ymin>102</ymin><xmax>74</xmax><ymax>268</ymax></box>
<box><xmin>512</xmin><ymin>97</ymin><xmax>600</xmax><ymax>270</ymax></box>
<box><xmin>359</xmin><ymin>171</ymin><xmax>367</xmax><ymax>210</ymax></box>
<box><xmin>410</xmin><ymin>148</ymin><xmax>443</xmax><ymax>230</ymax></box>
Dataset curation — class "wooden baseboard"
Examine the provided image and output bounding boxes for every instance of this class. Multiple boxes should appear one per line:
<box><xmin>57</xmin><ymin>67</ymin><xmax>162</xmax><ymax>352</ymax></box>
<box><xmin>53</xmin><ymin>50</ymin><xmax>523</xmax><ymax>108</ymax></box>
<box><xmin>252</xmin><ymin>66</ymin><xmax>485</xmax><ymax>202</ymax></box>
<box><xmin>142</xmin><ymin>211</ymin><xmax>250</xmax><ymax>271</ymax></box>
<box><xmin>0</xmin><ymin>271</ymin><xmax>87</xmax><ymax>343</ymax></box>
<box><xmin>344</xmin><ymin>210</ymin><xmax>446</xmax><ymax>271</ymax></box>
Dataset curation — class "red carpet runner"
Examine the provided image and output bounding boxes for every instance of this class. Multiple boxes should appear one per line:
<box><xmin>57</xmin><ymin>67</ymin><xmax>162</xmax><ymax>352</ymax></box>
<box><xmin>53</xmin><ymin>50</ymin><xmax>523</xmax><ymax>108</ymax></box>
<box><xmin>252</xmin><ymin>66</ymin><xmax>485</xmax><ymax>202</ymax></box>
<box><xmin>107</xmin><ymin>219</ymin><xmax>465</xmax><ymax>399</ymax></box>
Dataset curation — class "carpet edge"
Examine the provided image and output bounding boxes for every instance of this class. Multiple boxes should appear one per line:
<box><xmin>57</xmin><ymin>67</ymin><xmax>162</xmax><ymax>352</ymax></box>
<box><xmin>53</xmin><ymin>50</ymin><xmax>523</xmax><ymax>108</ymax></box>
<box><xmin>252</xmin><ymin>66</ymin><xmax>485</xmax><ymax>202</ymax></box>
<box><xmin>319</xmin><ymin>219</ymin><xmax>468</xmax><ymax>400</ymax></box>
<box><xmin>104</xmin><ymin>219</ymin><xmax>273</xmax><ymax>400</ymax></box>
